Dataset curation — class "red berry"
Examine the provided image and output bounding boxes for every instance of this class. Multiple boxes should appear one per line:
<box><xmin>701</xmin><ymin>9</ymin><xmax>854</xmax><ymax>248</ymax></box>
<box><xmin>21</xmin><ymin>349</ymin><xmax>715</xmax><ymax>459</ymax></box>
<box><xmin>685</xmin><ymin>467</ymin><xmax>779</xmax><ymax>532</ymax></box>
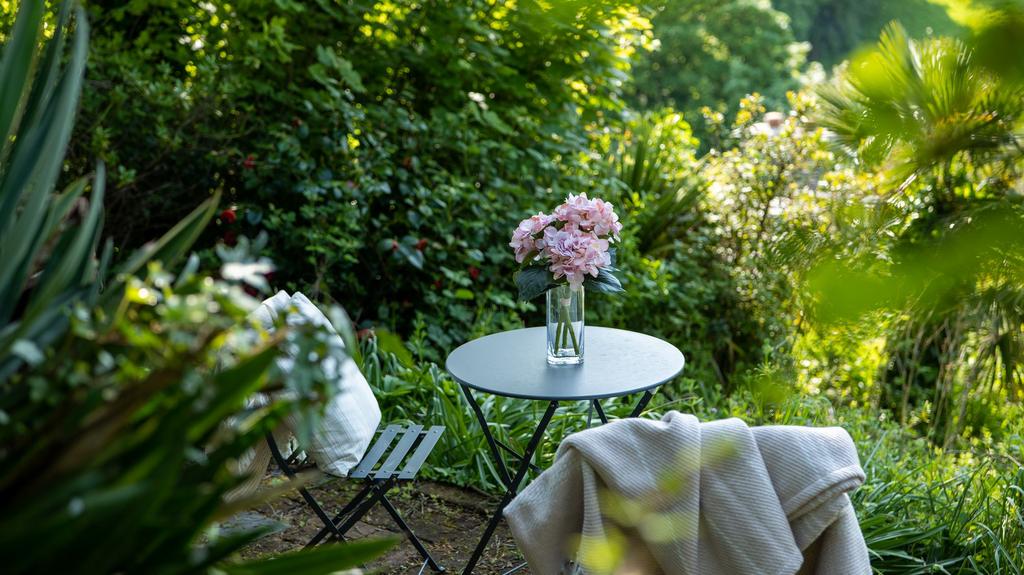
<box><xmin>220</xmin><ymin>208</ymin><xmax>236</xmax><ymax>224</ymax></box>
<box><xmin>468</xmin><ymin>266</ymin><xmax>480</xmax><ymax>280</ymax></box>
<box><xmin>415</xmin><ymin>238</ymin><xmax>428</xmax><ymax>251</ymax></box>
<box><xmin>242</xmin><ymin>154</ymin><xmax>256</xmax><ymax>170</ymax></box>
<box><xmin>433</xmin><ymin>279</ymin><xmax>442</xmax><ymax>290</ymax></box>
<box><xmin>222</xmin><ymin>230</ymin><xmax>237</xmax><ymax>246</ymax></box>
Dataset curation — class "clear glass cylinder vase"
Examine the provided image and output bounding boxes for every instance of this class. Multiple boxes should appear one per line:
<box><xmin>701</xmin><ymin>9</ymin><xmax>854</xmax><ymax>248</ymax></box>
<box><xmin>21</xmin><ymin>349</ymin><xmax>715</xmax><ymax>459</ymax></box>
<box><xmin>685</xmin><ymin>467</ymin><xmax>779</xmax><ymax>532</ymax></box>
<box><xmin>546</xmin><ymin>284</ymin><xmax>584</xmax><ymax>365</ymax></box>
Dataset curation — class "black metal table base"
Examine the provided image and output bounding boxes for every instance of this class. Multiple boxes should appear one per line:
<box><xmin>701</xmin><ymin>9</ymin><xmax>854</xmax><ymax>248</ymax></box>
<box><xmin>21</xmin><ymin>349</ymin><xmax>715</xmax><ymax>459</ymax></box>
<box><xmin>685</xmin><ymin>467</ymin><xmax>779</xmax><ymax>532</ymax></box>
<box><xmin>458</xmin><ymin>385</ymin><xmax>654</xmax><ymax>574</ymax></box>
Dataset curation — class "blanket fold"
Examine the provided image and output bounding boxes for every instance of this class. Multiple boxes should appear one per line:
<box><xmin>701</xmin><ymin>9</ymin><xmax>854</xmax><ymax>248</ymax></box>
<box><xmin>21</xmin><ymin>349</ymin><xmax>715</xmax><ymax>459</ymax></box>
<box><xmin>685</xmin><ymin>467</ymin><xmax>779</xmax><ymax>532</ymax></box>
<box><xmin>504</xmin><ymin>411</ymin><xmax>870</xmax><ymax>575</ymax></box>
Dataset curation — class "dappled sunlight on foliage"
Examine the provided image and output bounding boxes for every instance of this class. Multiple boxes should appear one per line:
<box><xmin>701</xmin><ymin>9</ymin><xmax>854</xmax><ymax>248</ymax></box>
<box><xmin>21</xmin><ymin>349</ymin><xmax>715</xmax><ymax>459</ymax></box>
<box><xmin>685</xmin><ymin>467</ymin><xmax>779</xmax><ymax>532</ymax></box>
<box><xmin>807</xmin><ymin>15</ymin><xmax>1024</xmax><ymax>446</ymax></box>
<box><xmin>2</xmin><ymin>0</ymin><xmax>1023</xmax><ymax>572</ymax></box>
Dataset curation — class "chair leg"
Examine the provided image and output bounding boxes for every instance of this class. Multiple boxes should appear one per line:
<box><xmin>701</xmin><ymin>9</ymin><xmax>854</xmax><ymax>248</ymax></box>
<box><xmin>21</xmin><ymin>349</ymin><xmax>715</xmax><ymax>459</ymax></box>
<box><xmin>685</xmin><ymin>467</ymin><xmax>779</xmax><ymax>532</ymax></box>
<box><xmin>267</xmin><ymin>434</ymin><xmax>346</xmax><ymax>543</ymax></box>
<box><xmin>273</xmin><ymin>426</ymin><xmax>444</xmax><ymax>570</ymax></box>
<box><xmin>305</xmin><ymin>482</ymin><xmax>375</xmax><ymax>548</ymax></box>
<box><xmin>296</xmin><ymin>486</ymin><xmax>346</xmax><ymax>543</ymax></box>
<box><xmin>379</xmin><ymin>492</ymin><xmax>445</xmax><ymax>572</ymax></box>
<box><xmin>320</xmin><ymin>481</ymin><xmax>392</xmax><ymax>541</ymax></box>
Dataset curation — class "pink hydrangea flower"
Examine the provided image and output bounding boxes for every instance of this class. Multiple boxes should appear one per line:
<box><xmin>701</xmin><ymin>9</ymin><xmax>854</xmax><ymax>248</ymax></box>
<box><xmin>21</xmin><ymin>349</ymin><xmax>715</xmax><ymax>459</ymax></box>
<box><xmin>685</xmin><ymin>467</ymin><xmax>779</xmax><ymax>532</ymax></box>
<box><xmin>542</xmin><ymin>227</ymin><xmax>611</xmax><ymax>289</ymax></box>
<box><xmin>509</xmin><ymin>194</ymin><xmax>620</xmax><ymax>288</ymax></box>
<box><xmin>588</xmin><ymin>197</ymin><xmax>622</xmax><ymax>238</ymax></box>
<box><xmin>553</xmin><ymin>193</ymin><xmax>622</xmax><ymax>239</ymax></box>
<box><xmin>509</xmin><ymin>212</ymin><xmax>555</xmax><ymax>263</ymax></box>
<box><xmin>553</xmin><ymin>193</ymin><xmax>591</xmax><ymax>227</ymax></box>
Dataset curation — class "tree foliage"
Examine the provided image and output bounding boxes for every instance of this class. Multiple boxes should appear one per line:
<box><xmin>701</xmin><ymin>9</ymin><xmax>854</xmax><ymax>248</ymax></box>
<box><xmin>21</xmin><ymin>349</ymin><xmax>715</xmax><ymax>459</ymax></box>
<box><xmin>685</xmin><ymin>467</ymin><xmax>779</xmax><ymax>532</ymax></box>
<box><xmin>810</xmin><ymin>20</ymin><xmax>1024</xmax><ymax>444</ymax></box>
<box><xmin>630</xmin><ymin>0</ymin><xmax>808</xmax><ymax>140</ymax></box>
<box><xmin>774</xmin><ymin>0</ymin><xmax>962</xmax><ymax>67</ymax></box>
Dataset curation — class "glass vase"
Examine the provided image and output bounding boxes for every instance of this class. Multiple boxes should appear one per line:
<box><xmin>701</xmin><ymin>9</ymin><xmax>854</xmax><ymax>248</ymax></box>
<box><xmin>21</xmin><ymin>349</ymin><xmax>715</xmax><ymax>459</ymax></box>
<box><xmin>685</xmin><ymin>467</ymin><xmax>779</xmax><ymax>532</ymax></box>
<box><xmin>546</xmin><ymin>284</ymin><xmax>584</xmax><ymax>365</ymax></box>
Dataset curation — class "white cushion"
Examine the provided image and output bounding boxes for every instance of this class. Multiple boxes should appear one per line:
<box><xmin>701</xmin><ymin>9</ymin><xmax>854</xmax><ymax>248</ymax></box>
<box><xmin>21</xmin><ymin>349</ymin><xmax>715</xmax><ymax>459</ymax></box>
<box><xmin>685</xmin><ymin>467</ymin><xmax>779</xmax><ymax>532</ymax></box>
<box><xmin>284</xmin><ymin>292</ymin><xmax>381</xmax><ymax>477</ymax></box>
<box><xmin>250</xmin><ymin>290</ymin><xmax>291</xmax><ymax>331</ymax></box>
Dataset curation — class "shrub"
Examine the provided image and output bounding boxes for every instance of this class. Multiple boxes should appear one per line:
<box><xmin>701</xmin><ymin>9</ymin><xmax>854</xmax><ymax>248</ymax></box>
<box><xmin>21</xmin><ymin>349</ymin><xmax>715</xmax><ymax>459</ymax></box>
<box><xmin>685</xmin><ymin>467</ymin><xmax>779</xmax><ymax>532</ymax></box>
<box><xmin>588</xmin><ymin>111</ymin><xmax>757</xmax><ymax>391</ymax></box>
<box><xmin>0</xmin><ymin>3</ymin><xmax>389</xmax><ymax>572</ymax></box>
<box><xmin>61</xmin><ymin>0</ymin><xmax>655</xmax><ymax>360</ymax></box>
<box><xmin>0</xmin><ymin>266</ymin><xmax>387</xmax><ymax>575</ymax></box>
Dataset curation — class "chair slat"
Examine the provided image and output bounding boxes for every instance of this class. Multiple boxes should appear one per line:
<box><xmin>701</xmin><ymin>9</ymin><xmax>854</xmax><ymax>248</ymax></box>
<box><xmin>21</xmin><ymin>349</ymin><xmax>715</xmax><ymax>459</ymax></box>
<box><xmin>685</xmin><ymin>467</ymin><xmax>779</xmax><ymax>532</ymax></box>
<box><xmin>397</xmin><ymin>426</ymin><xmax>444</xmax><ymax>480</ymax></box>
<box><xmin>350</xmin><ymin>424</ymin><xmax>402</xmax><ymax>479</ymax></box>
<box><xmin>374</xmin><ymin>424</ymin><xmax>423</xmax><ymax>479</ymax></box>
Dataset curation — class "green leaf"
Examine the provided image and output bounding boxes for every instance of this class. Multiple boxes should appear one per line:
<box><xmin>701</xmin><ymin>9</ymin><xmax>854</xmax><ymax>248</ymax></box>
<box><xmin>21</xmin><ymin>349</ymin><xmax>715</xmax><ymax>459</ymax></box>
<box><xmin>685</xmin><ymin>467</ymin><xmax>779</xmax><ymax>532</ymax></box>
<box><xmin>584</xmin><ymin>267</ymin><xmax>625</xmax><ymax>294</ymax></box>
<box><xmin>454</xmin><ymin>288</ymin><xmax>475</xmax><ymax>300</ymax></box>
<box><xmin>10</xmin><ymin>339</ymin><xmax>43</xmax><ymax>366</ymax></box>
<box><xmin>190</xmin><ymin>345</ymin><xmax>278</xmax><ymax>440</ymax></box>
<box><xmin>0</xmin><ymin>5</ymin><xmax>88</xmax><ymax>285</ymax></box>
<box><xmin>222</xmin><ymin>537</ymin><xmax>398</xmax><ymax>575</ymax></box>
<box><xmin>334</xmin><ymin>57</ymin><xmax>365</xmax><ymax>93</ymax></box>
<box><xmin>395</xmin><ymin>241</ymin><xmax>424</xmax><ymax>269</ymax></box>
<box><xmin>0</xmin><ymin>177</ymin><xmax>86</xmax><ymax>322</ymax></box>
<box><xmin>515</xmin><ymin>266</ymin><xmax>556</xmax><ymax>301</ymax></box>
<box><xmin>482</xmin><ymin>110</ymin><xmax>514</xmax><ymax>135</ymax></box>
<box><xmin>23</xmin><ymin>163</ymin><xmax>105</xmax><ymax>321</ymax></box>
<box><xmin>107</xmin><ymin>193</ymin><xmax>220</xmax><ymax>302</ymax></box>
<box><xmin>374</xmin><ymin>328</ymin><xmax>414</xmax><ymax>367</ymax></box>
<box><xmin>18</xmin><ymin>2</ymin><xmax>72</xmax><ymax>137</ymax></box>
<box><xmin>313</xmin><ymin>45</ymin><xmax>365</xmax><ymax>93</ymax></box>
<box><xmin>0</xmin><ymin>0</ymin><xmax>43</xmax><ymax>149</ymax></box>
<box><xmin>324</xmin><ymin>305</ymin><xmax>359</xmax><ymax>363</ymax></box>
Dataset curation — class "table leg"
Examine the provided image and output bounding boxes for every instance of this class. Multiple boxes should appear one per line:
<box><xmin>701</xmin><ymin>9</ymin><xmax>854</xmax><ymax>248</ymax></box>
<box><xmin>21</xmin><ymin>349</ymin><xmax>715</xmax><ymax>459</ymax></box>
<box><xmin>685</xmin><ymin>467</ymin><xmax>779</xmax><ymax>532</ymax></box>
<box><xmin>460</xmin><ymin>384</ymin><xmax>512</xmax><ymax>489</ymax></box>
<box><xmin>591</xmin><ymin>399</ymin><xmax>609</xmax><ymax>424</ymax></box>
<box><xmin>629</xmin><ymin>390</ymin><xmax>654</xmax><ymax>418</ymax></box>
<box><xmin>592</xmin><ymin>390</ymin><xmax>653</xmax><ymax>424</ymax></box>
<box><xmin>462</xmin><ymin>400</ymin><xmax>559</xmax><ymax>575</ymax></box>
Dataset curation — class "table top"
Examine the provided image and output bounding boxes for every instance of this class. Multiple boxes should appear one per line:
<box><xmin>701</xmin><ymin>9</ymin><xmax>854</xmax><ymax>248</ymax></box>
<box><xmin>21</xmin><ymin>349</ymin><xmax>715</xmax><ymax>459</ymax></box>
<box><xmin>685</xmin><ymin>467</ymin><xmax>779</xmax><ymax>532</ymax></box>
<box><xmin>445</xmin><ymin>326</ymin><xmax>685</xmax><ymax>401</ymax></box>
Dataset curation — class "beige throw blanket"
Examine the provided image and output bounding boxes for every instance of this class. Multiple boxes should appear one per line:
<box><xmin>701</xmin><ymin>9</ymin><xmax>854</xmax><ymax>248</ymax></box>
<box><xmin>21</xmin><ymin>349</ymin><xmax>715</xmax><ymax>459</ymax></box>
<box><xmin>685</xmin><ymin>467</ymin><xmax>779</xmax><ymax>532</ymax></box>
<box><xmin>504</xmin><ymin>412</ymin><xmax>870</xmax><ymax>575</ymax></box>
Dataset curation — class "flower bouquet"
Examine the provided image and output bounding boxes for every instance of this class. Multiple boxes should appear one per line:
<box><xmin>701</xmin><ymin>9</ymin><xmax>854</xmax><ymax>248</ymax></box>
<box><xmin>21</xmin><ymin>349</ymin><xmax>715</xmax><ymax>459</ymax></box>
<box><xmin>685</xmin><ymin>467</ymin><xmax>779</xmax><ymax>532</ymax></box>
<box><xmin>509</xmin><ymin>193</ymin><xmax>625</xmax><ymax>364</ymax></box>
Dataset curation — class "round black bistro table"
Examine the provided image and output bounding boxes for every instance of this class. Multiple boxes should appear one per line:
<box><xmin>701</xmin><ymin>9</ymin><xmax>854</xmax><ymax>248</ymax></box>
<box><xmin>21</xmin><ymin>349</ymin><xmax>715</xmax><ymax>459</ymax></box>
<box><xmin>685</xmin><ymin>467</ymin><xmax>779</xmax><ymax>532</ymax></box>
<box><xmin>446</xmin><ymin>326</ymin><xmax>685</xmax><ymax>574</ymax></box>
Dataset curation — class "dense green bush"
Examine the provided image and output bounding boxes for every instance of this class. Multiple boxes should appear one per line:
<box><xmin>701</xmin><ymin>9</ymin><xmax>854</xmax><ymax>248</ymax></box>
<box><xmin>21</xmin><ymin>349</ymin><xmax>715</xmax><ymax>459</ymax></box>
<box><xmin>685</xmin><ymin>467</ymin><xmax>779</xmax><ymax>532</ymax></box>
<box><xmin>587</xmin><ymin>110</ymin><xmax>767</xmax><ymax>391</ymax></box>
<box><xmin>60</xmin><ymin>0</ymin><xmax>656</xmax><ymax>360</ymax></box>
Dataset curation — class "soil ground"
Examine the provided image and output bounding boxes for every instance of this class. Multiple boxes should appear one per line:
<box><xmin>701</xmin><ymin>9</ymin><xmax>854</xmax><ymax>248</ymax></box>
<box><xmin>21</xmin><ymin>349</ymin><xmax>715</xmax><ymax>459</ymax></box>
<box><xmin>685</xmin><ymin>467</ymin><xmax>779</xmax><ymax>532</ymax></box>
<box><xmin>238</xmin><ymin>476</ymin><xmax>532</xmax><ymax>574</ymax></box>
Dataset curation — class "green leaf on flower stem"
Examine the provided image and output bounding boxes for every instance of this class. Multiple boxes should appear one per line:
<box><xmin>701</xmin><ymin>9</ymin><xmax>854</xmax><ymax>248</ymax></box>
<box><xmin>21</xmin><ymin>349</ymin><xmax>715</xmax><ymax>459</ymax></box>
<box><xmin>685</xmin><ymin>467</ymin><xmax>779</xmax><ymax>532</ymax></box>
<box><xmin>515</xmin><ymin>266</ymin><xmax>556</xmax><ymax>301</ymax></box>
<box><xmin>585</xmin><ymin>267</ymin><xmax>625</xmax><ymax>294</ymax></box>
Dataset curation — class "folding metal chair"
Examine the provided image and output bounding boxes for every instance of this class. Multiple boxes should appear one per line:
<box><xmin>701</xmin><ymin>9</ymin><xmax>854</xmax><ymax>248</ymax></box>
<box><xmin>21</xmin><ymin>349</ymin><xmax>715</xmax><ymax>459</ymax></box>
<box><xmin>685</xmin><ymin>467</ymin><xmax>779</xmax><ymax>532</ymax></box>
<box><xmin>267</xmin><ymin>424</ymin><xmax>446</xmax><ymax>573</ymax></box>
